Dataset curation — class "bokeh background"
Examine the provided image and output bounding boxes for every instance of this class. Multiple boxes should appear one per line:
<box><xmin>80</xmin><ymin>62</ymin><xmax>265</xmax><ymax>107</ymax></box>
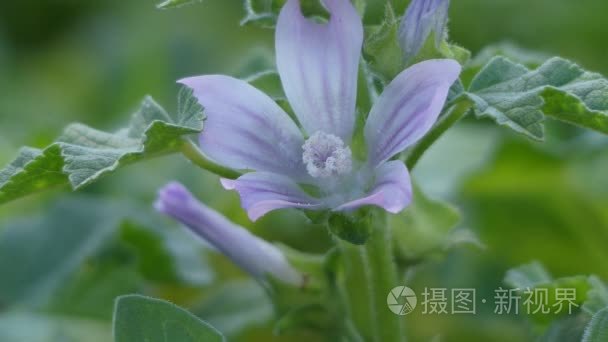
<box><xmin>0</xmin><ymin>0</ymin><xmax>607</xmax><ymax>341</ymax></box>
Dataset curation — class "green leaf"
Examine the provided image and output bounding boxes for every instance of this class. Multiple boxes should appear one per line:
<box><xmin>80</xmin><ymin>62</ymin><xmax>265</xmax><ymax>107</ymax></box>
<box><xmin>0</xmin><ymin>198</ymin><xmax>123</xmax><ymax>308</ymax></box>
<box><xmin>0</xmin><ymin>145</ymin><xmax>68</xmax><ymax>205</ymax></box>
<box><xmin>390</xmin><ymin>183</ymin><xmax>473</xmax><ymax>262</ymax></box>
<box><xmin>466</xmin><ymin>57</ymin><xmax>608</xmax><ymax>140</ymax></box>
<box><xmin>113</xmin><ymin>295</ymin><xmax>225</xmax><ymax>342</ymax></box>
<box><xmin>539</xmin><ymin>314</ymin><xmax>587</xmax><ymax>342</ymax></box>
<box><xmin>156</xmin><ymin>0</ymin><xmax>203</xmax><ymax>10</ymax></box>
<box><xmin>408</xmin><ymin>34</ymin><xmax>470</xmax><ymax>70</ymax></box>
<box><xmin>583</xmin><ymin>276</ymin><xmax>608</xmax><ymax>315</ymax></box>
<box><xmin>0</xmin><ymin>89</ymin><xmax>203</xmax><ymax>205</ymax></box>
<box><xmin>583</xmin><ymin>307</ymin><xmax>608</xmax><ymax>342</ymax></box>
<box><xmin>0</xmin><ymin>197</ymin><xmax>214</xmax><ymax>316</ymax></box>
<box><xmin>504</xmin><ymin>261</ymin><xmax>552</xmax><ymax>289</ymax></box>
<box><xmin>444</xmin><ymin>43</ymin><xmax>472</xmax><ymax>67</ymax></box>
<box><xmin>504</xmin><ymin>262</ymin><xmax>592</xmax><ymax>328</ymax></box>
<box><xmin>504</xmin><ymin>262</ymin><xmax>591</xmax><ymax>306</ymax></box>
<box><xmin>363</xmin><ymin>4</ymin><xmax>403</xmax><ymax>81</ymax></box>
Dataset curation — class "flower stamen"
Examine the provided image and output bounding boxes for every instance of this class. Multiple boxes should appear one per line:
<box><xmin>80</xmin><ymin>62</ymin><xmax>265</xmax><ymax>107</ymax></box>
<box><xmin>302</xmin><ymin>131</ymin><xmax>352</xmax><ymax>178</ymax></box>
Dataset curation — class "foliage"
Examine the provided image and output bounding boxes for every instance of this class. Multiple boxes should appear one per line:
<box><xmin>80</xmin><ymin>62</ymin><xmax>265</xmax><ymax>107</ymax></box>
<box><xmin>0</xmin><ymin>0</ymin><xmax>607</xmax><ymax>341</ymax></box>
<box><xmin>583</xmin><ymin>307</ymin><xmax>608</xmax><ymax>342</ymax></box>
<box><xmin>462</xmin><ymin>57</ymin><xmax>608</xmax><ymax>140</ymax></box>
<box><xmin>113</xmin><ymin>295</ymin><xmax>225</xmax><ymax>342</ymax></box>
<box><xmin>0</xmin><ymin>88</ymin><xmax>204</xmax><ymax>204</ymax></box>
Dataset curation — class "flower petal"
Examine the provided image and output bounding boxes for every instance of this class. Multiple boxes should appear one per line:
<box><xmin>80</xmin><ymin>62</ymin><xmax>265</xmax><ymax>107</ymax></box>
<box><xmin>179</xmin><ymin>75</ymin><xmax>307</xmax><ymax>179</ymax></box>
<box><xmin>155</xmin><ymin>182</ymin><xmax>302</xmax><ymax>285</ymax></box>
<box><xmin>335</xmin><ymin>161</ymin><xmax>412</xmax><ymax>213</ymax></box>
<box><xmin>364</xmin><ymin>59</ymin><xmax>461</xmax><ymax>166</ymax></box>
<box><xmin>221</xmin><ymin>172</ymin><xmax>324</xmax><ymax>221</ymax></box>
<box><xmin>276</xmin><ymin>0</ymin><xmax>363</xmax><ymax>140</ymax></box>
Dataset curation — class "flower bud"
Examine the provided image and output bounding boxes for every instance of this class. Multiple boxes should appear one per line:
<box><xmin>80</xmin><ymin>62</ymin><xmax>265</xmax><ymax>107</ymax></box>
<box><xmin>155</xmin><ymin>182</ymin><xmax>302</xmax><ymax>285</ymax></box>
<box><xmin>399</xmin><ymin>0</ymin><xmax>450</xmax><ymax>62</ymax></box>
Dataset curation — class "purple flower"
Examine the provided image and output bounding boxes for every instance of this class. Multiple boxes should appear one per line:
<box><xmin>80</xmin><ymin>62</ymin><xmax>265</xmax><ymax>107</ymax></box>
<box><xmin>179</xmin><ymin>0</ymin><xmax>460</xmax><ymax>221</ymax></box>
<box><xmin>155</xmin><ymin>182</ymin><xmax>302</xmax><ymax>285</ymax></box>
<box><xmin>399</xmin><ymin>0</ymin><xmax>450</xmax><ymax>62</ymax></box>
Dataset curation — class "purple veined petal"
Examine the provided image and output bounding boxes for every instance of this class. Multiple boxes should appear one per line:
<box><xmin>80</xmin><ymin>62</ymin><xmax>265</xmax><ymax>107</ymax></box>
<box><xmin>155</xmin><ymin>182</ymin><xmax>302</xmax><ymax>285</ymax></box>
<box><xmin>221</xmin><ymin>172</ymin><xmax>325</xmax><ymax>221</ymax></box>
<box><xmin>335</xmin><ymin>161</ymin><xmax>412</xmax><ymax>213</ymax></box>
<box><xmin>364</xmin><ymin>59</ymin><xmax>461</xmax><ymax>167</ymax></box>
<box><xmin>399</xmin><ymin>0</ymin><xmax>450</xmax><ymax>62</ymax></box>
<box><xmin>179</xmin><ymin>75</ymin><xmax>308</xmax><ymax>180</ymax></box>
<box><xmin>275</xmin><ymin>0</ymin><xmax>363</xmax><ymax>141</ymax></box>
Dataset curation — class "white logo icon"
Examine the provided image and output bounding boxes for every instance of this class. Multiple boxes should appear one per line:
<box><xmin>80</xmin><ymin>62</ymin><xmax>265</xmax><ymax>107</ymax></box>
<box><xmin>387</xmin><ymin>286</ymin><xmax>417</xmax><ymax>315</ymax></box>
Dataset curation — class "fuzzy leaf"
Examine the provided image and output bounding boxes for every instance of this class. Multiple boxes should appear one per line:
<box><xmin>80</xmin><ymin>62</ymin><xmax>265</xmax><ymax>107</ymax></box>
<box><xmin>504</xmin><ymin>262</ymin><xmax>592</xmax><ymax>328</ymax></box>
<box><xmin>0</xmin><ymin>89</ymin><xmax>203</xmax><ymax>205</ymax></box>
<box><xmin>157</xmin><ymin>0</ymin><xmax>203</xmax><ymax>9</ymax></box>
<box><xmin>0</xmin><ymin>145</ymin><xmax>67</xmax><ymax>204</ymax></box>
<box><xmin>504</xmin><ymin>261</ymin><xmax>552</xmax><ymax>289</ymax></box>
<box><xmin>467</xmin><ymin>57</ymin><xmax>608</xmax><ymax>140</ymax></box>
<box><xmin>583</xmin><ymin>276</ymin><xmax>608</xmax><ymax>316</ymax></box>
<box><xmin>364</xmin><ymin>4</ymin><xmax>403</xmax><ymax>80</ymax></box>
<box><xmin>390</xmin><ymin>184</ymin><xmax>475</xmax><ymax>262</ymax></box>
<box><xmin>113</xmin><ymin>295</ymin><xmax>225</xmax><ymax>342</ymax></box>
<box><xmin>583</xmin><ymin>307</ymin><xmax>608</xmax><ymax>342</ymax></box>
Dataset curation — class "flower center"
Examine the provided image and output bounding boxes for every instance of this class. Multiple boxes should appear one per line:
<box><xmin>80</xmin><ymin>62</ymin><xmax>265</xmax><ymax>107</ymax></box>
<box><xmin>302</xmin><ymin>131</ymin><xmax>352</xmax><ymax>178</ymax></box>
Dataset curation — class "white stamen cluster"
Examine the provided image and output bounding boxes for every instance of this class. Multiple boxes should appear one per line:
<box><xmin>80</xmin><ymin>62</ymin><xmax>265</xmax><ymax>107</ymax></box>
<box><xmin>302</xmin><ymin>131</ymin><xmax>352</xmax><ymax>178</ymax></box>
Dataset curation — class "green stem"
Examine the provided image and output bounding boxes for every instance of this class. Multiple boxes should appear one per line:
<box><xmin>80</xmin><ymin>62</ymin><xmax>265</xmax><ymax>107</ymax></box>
<box><xmin>340</xmin><ymin>210</ymin><xmax>405</xmax><ymax>342</ymax></box>
<box><xmin>363</xmin><ymin>210</ymin><xmax>404</xmax><ymax>342</ymax></box>
<box><xmin>340</xmin><ymin>241</ymin><xmax>374</xmax><ymax>340</ymax></box>
<box><xmin>180</xmin><ymin>140</ymin><xmax>241</xmax><ymax>179</ymax></box>
<box><xmin>404</xmin><ymin>98</ymin><xmax>472</xmax><ymax>170</ymax></box>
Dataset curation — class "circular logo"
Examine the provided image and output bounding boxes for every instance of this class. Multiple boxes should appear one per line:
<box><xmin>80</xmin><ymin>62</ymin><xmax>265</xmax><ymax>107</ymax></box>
<box><xmin>387</xmin><ymin>286</ymin><xmax>417</xmax><ymax>315</ymax></box>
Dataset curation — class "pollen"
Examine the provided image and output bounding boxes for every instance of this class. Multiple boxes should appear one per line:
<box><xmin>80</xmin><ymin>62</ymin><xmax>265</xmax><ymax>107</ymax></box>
<box><xmin>302</xmin><ymin>131</ymin><xmax>352</xmax><ymax>178</ymax></box>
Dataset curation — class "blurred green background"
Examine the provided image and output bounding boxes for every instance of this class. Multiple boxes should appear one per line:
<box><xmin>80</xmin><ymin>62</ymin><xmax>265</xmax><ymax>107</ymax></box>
<box><xmin>0</xmin><ymin>0</ymin><xmax>607</xmax><ymax>341</ymax></box>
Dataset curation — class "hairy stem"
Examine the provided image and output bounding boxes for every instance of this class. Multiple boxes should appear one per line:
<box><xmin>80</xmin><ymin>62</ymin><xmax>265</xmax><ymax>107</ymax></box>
<box><xmin>180</xmin><ymin>140</ymin><xmax>241</xmax><ymax>179</ymax></box>
<box><xmin>362</xmin><ymin>210</ymin><xmax>404</xmax><ymax>342</ymax></box>
<box><xmin>404</xmin><ymin>97</ymin><xmax>473</xmax><ymax>170</ymax></box>
<box><xmin>340</xmin><ymin>210</ymin><xmax>405</xmax><ymax>342</ymax></box>
<box><xmin>340</xmin><ymin>241</ymin><xmax>374</xmax><ymax>340</ymax></box>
